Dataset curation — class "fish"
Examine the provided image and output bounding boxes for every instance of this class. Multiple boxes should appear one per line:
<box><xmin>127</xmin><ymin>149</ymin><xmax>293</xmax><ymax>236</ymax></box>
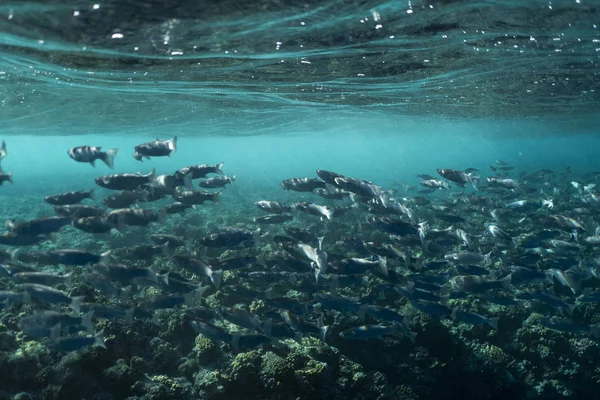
<box><xmin>21</xmin><ymin>310</ymin><xmax>95</xmax><ymax>336</ymax></box>
<box><xmin>143</xmin><ymin>288</ymin><xmax>206</xmax><ymax>310</ymax></box>
<box><xmin>255</xmin><ymin>200</ymin><xmax>292</xmax><ymax>214</ymax></box>
<box><xmin>445</xmin><ymin>252</ymin><xmax>491</xmax><ymax>265</ymax></box>
<box><xmin>539</xmin><ymin>318</ymin><xmax>600</xmax><ymax>336</ymax></box>
<box><xmin>174</xmin><ymin>162</ymin><xmax>224</xmax><ymax>180</ymax></box>
<box><xmin>487</xmin><ymin>177</ymin><xmax>520</xmax><ymax>189</ymax></box>
<box><xmin>7</xmin><ymin>216</ymin><xmax>73</xmax><ymax>236</ymax></box>
<box><xmin>84</xmin><ymin>273</ymin><xmax>131</xmax><ymax>299</ymax></box>
<box><xmin>133</xmin><ymin>136</ymin><xmax>177</xmax><ymax>161</ymax></box>
<box><xmin>280</xmin><ymin>311</ymin><xmax>328</xmax><ymax>341</ymax></box>
<box><xmin>198</xmin><ymin>175</ymin><xmax>236</xmax><ymax>189</ymax></box>
<box><xmin>437</xmin><ymin>168</ymin><xmax>479</xmax><ymax>190</ymax></box>
<box><xmin>0</xmin><ymin>172</ymin><xmax>13</xmax><ymax>185</ymax></box>
<box><xmin>49</xmin><ymin>330</ymin><xmax>107</xmax><ymax>352</ymax></box>
<box><xmin>54</xmin><ymin>204</ymin><xmax>105</xmax><ymax>218</ymax></box>
<box><xmin>161</xmin><ymin>202</ymin><xmax>196</xmax><ymax>214</ymax></box>
<box><xmin>281</xmin><ymin>177</ymin><xmax>326</xmax><ymax>192</ymax></box>
<box><xmin>103</xmin><ymin>190</ymin><xmax>148</xmax><ymax>208</ymax></box>
<box><xmin>198</xmin><ymin>227</ymin><xmax>261</xmax><ymax>248</ymax></box>
<box><xmin>0</xmin><ymin>232</ymin><xmax>50</xmax><ymax>246</ymax></box>
<box><xmin>172</xmin><ymin>255</ymin><xmax>223</xmax><ymax>288</ymax></box>
<box><xmin>21</xmin><ymin>249</ymin><xmax>110</xmax><ymax>266</ymax></box>
<box><xmin>95</xmin><ymin>169</ymin><xmax>156</xmax><ymax>191</ymax></box>
<box><xmin>44</xmin><ymin>189</ymin><xmax>95</xmax><ymax>206</ymax></box>
<box><xmin>333</xmin><ymin>176</ymin><xmax>387</xmax><ymax>202</ymax></box>
<box><xmin>94</xmin><ymin>263</ymin><xmax>168</xmax><ymax>288</ymax></box>
<box><xmin>448</xmin><ymin>275</ymin><xmax>512</xmax><ymax>294</ymax></box>
<box><xmin>420</xmin><ymin>179</ymin><xmax>450</xmax><ymax>190</ymax></box>
<box><xmin>106</xmin><ymin>208</ymin><xmax>165</xmax><ymax>228</ymax></box>
<box><xmin>451</xmin><ymin>308</ymin><xmax>499</xmax><ymax>329</ymax></box>
<box><xmin>339</xmin><ymin>324</ymin><xmax>413</xmax><ymax>342</ymax></box>
<box><xmin>67</xmin><ymin>146</ymin><xmax>118</xmax><ymax>169</ymax></box>
<box><xmin>291</xmin><ymin>202</ymin><xmax>334</xmax><ymax>220</ymax></box>
<box><xmin>149</xmin><ymin>234</ymin><xmax>190</xmax><ymax>250</ymax></box>
<box><xmin>72</xmin><ymin>216</ymin><xmax>116</xmax><ymax>234</ymax></box>
<box><xmin>23</xmin><ymin>284</ymin><xmax>85</xmax><ymax>313</ymax></box>
<box><xmin>148</xmin><ymin>173</ymin><xmax>194</xmax><ymax>195</ymax></box>
<box><xmin>329</xmin><ymin>256</ymin><xmax>388</xmax><ymax>276</ymax></box>
<box><xmin>254</xmin><ymin>214</ymin><xmax>294</xmax><ymax>224</ymax></box>
<box><xmin>172</xmin><ymin>187</ymin><xmax>221</xmax><ymax>205</ymax></box>
<box><xmin>12</xmin><ymin>271</ymin><xmax>74</xmax><ymax>286</ymax></box>
<box><xmin>0</xmin><ymin>140</ymin><xmax>6</xmax><ymax>161</ymax></box>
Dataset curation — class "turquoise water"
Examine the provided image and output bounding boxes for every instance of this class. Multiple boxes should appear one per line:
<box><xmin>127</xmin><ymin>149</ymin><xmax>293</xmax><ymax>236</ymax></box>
<box><xmin>1</xmin><ymin>1</ymin><xmax>600</xmax><ymax>399</ymax></box>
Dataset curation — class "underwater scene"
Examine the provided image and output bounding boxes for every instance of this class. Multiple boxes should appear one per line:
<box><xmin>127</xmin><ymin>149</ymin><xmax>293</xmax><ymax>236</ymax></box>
<box><xmin>1</xmin><ymin>0</ymin><xmax>600</xmax><ymax>399</ymax></box>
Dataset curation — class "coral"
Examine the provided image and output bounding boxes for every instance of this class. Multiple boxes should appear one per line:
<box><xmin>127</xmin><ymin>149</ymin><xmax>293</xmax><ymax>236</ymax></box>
<box><xmin>194</xmin><ymin>334</ymin><xmax>221</xmax><ymax>365</ymax></box>
<box><xmin>474</xmin><ymin>343</ymin><xmax>513</xmax><ymax>366</ymax></box>
<box><xmin>259</xmin><ymin>351</ymin><xmax>294</xmax><ymax>390</ymax></box>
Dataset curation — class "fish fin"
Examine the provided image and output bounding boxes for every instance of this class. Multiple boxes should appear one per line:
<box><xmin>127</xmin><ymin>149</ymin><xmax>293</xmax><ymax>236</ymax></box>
<box><xmin>156</xmin><ymin>209</ymin><xmax>167</xmax><ymax>224</ymax></box>
<box><xmin>157</xmin><ymin>271</ymin><xmax>170</xmax><ymax>286</ymax></box>
<box><xmin>124</xmin><ymin>308</ymin><xmax>135</xmax><ymax>325</ymax></box>
<box><xmin>21</xmin><ymin>290</ymin><xmax>32</xmax><ymax>305</ymax></box>
<box><xmin>450</xmin><ymin>307</ymin><xmax>459</xmax><ymax>321</ymax></box>
<box><xmin>260</xmin><ymin>318</ymin><xmax>272</xmax><ymax>337</ymax></box>
<box><xmin>64</xmin><ymin>271</ymin><xmax>74</xmax><ymax>287</ymax></box>
<box><xmin>50</xmin><ymin>323</ymin><xmax>62</xmax><ymax>341</ymax></box>
<box><xmin>293</xmin><ymin>332</ymin><xmax>304</xmax><ymax>343</ymax></box>
<box><xmin>94</xmin><ymin>330</ymin><xmax>107</xmax><ymax>349</ymax></box>
<box><xmin>252</xmin><ymin>228</ymin><xmax>262</xmax><ymax>246</ymax></box>
<box><xmin>488</xmin><ymin>317</ymin><xmax>500</xmax><ymax>330</ymax></box>
<box><xmin>151</xmin><ymin>311</ymin><xmax>161</xmax><ymax>326</ymax></box>
<box><xmin>81</xmin><ymin>311</ymin><xmax>95</xmax><ymax>332</ymax></box>
<box><xmin>317</xmin><ymin>236</ymin><xmax>324</xmax><ymax>251</ymax></box>
<box><xmin>70</xmin><ymin>295</ymin><xmax>85</xmax><ymax>314</ymax></box>
<box><xmin>90</xmin><ymin>160</ymin><xmax>96</xmax><ymax>167</ymax></box>
<box><xmin>358</xmin><ymin>305</ymin><xmax>368</xmax><ymax>321</ymax></box>
<box><xmin>216</xmin><ymin>162</ymin><xmax>224</xmax><ymax>175</ymax></box>
<box><xmin>8</xmin><ymin>247</ymin><xmax>19</xmax><ymax>261</ymax></box>
<box><xmin>182</xmin><ymin>172</ymin><xmax>193</xmax><ymax>189</ymax></box>
<box><xmin>120</xmin><ymin>286</ymin><xmax>132</xmax><ymax>302</ymax></box>
<box><xmin>231</xmin><ymin>332</ymin><xmax>241</xmax><ymax>350</ymax></box>
<box><xmin>102</xmin><ymin>148</ymin><xmax>118</xmax><ymax>169</ymax></box>
<box><xmin>211</xmin><ymin>269</ymin><xmax>223</xmax><ymax>289</ymax></box>
<box><xmin>377</xmin><ymin>256</ymin><xmax>388</xmax><ymax>276</ymax></box>
<box><xmin>590</xmin><ymin>322</ymin><xmax>600</xmax><ymax>337</ymax></box>
<box><xmin>403</xmin><ymin>328</ymin><xmax>417</xmax><ymax>343</ymax></box>
<box><xmin>100</xmin><ymin>250</ymin><xmax>111</xmax><ymax>264</ymax></box>
<box><xmin>500</xmin><ymin>274</ymin><xmax>512</xmax><ymax>290</ymax></box>
<box><xmin>469</xmin><ymin>174</ymin><xmax>480</xmax><ymax>191</ymax></box>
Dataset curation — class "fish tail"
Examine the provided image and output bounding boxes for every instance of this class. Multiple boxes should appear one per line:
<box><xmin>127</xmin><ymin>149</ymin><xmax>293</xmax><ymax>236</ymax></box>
<box><xmin>70</xmin><ymin>295</ymin><xmax>85</xmax><ymax>314</ymax></box>
<box><xmin>81</xmin><ymin>310</ymin><xmax>95</xmax><ymax>332</ymax></box>
<box><xmin>94</xmin><ymin>330</ymin><xmax>107</xmax><ymax>349</ymax></box>
<box><xmin>102</xmin><ymin>148</ymin><xmax>118</xmax><ymax>169</ymax></box>
<box><xmin>488</xmin><ymin>317</ymin><xmax>500</xmax><ymax>330</ymax></box>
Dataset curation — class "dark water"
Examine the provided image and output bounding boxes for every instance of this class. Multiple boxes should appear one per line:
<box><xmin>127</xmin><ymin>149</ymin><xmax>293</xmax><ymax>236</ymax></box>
<box><xmin>1</xmin><ymin>1</ymin><xmax>600</xmax><ymax>400</ymax></box>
